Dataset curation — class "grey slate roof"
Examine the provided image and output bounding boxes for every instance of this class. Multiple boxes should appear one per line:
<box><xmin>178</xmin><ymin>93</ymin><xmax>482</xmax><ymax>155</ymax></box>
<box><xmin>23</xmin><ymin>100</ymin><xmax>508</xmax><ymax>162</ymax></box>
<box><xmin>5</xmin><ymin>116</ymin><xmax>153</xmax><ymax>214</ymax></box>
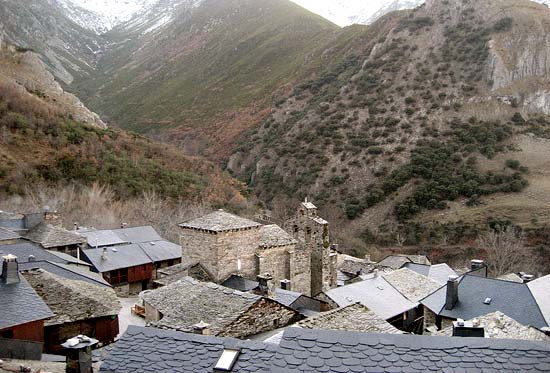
<box><xmin>0</xmin><ymin>241</ymin><xmax>72</xmax><ymax>274</ymax></box>
<box><xmin>272</xmin><ymin>328</ymin><xmax>550</xmax><ymax>372</ymax></box>
<box><xmin>421</xmin><ymin>274</ymin><xmax>548</xmax><ymax>329</ymax></box>
<box><xmin>24</xmin><ymin>223</ymin><xmax>86</xmax><ymax>248</ymax></box>
<box><xmin>18</xmin><ymin>260</ymin><xmax>110</xmax><ymax>287</ymax></box>
<box><xmin>0</xmin><ymin>227</ymin><xmax>20</xmax><ymax>241</ymax></box>
<box><xmin>259</xmin><ymin>225</ymin><xmax>297</xmax><ymax>248</ymax></box>
<box><xmin>137</xmin><ymin>240</ymin><xmax>181</xmax><ymax>262</ymax></box>
<box><xmin>0</xmin><ymin>274</ymin><xmax>54</xmax><ymax>329</ymax></box>
<box><xmin>179</xmin><ymin>210</ymin><xmax>261</xmax><ymax>232</ymax></box>
<box><xmin>297</xmin><ymin>303</ymin><xmax>403</xmax><ymax>335</ymax></box>
<box><xmin>377</xmin><ymin>254</ymin><xmax>430</xmax><ymax>269</ymax></box>
<box><xmin>99</xmin><ymin>326</ymin><xmax>277</xmax><ymax>373</ymax></box>
<box><xmin>528</xmin><ymin>274</ymin><xmax>550</xmax><ymax>326</ymax></box>
<box><xmin>498</xmin><ymin>272</ymin><xmax>524</xmax><ymax>283</ymax></box>
<box><xmin>111</xmin><ymin>226</ymin><xmax>163</xmax><ymax>243</ymax></box>
<box><xmin>99</xmin><ymin>326</ymin><xmax>550</xmax><ymax>372</ymax></box>
<box><xmin>383</xmin><ymin>268</ymin><xmax>442</xmax><ymax>302</ymax></box>
<box><xmin>324</xmin><ymin>273</ymin><xmax>417</xmax><ymax>320</ymax></box>
<box><xmin>436</xmin><ymin>311</ymin><xmax>550</xmax><ymax>342</ymax></box>
<box><xmin>221</xmin><ymin>274</ymin><xmax>259</xmax><ymax>292</ymax></box>
<box><xmin>83</xmin><ymin>244</ymin><xmax>152</xmax><ymax>272</ymax></box>
<box><xmin>273</xmin><ymin>288</ymin><xmax>302</xmax><ymax>307</ymax></box>
<box><xmin>403</xmin><ymin>262</ymin><xmax>457</xmax><ymax>285</ymax></box>
<box><xmin>77</xmin><ymin>229</ymin><xmax>128</xmax><ymax>247</ymax></box>
<box><xmin>141</xmin><ymin>277</ymin><xmax>261</xmax><ymax>333</ymax></box>
<box><xmin>22</xmin><ymin>269</ymin><xmax>120</xmax><ymax>326</ymax></box>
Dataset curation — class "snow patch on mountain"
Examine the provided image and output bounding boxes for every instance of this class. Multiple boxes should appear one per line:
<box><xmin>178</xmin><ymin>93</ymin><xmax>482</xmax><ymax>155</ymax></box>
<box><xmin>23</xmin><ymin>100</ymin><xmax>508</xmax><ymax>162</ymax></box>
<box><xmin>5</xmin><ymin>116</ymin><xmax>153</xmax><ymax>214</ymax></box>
<box><xmin>291</xmin><ymin>0</ymin><xmax>550</xmax><ymax>27</ymax></box>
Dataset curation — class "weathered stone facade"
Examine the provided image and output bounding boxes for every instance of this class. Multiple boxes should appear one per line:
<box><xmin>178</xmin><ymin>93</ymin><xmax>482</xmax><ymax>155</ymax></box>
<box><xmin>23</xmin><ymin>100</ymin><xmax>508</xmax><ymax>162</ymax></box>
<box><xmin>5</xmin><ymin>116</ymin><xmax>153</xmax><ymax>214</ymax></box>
<box><xmin>179</xmin><ymin>204</ymin><xmax>336</xmax><ymax>297</ymax></box>
<box><xmin>284</xmin><ymin>200</ymin><xmax>337</xmax><ymax>296</ymax></box>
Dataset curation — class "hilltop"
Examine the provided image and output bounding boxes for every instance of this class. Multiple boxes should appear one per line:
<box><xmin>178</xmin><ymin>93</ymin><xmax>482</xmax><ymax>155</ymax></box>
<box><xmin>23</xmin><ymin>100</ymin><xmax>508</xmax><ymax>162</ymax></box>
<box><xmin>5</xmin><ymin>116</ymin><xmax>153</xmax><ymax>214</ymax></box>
<box><xmin>229</xmin><ymin>0</ymin><xmax>550</xmax><ymax>250</ymax></box>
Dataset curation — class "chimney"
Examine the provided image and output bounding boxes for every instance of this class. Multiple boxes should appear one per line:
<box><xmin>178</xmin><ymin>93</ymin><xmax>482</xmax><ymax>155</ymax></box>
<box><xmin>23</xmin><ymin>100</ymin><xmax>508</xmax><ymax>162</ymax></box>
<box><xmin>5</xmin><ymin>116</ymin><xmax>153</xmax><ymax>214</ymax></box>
<box><xmin>28</xmin><ymin>254</ymin><xmax>36</xmax><ymax>262</ymax></box>
<box><xmin>62</xmin><ymin>335</ymin><xmax>98</xmax><ymax>373</ymax></box>
<box><xmin>74</xmin><ymin>222</ymin><xmax>78</xmax><ymax>231</ymax></box>
<box><xmin>519</xmin><ymin>272</ymin><xmax>535</xmax><ymax>283</ymax></box>
<box><xmin>193</xmin><ymin>321</ymin><xmax>211</xmax><ymax>336</ymax></box>
<box><xmin>364</xmin><ymin>254</ymin><xmax>371</xmax><ymax>263</ymax></box>
<box><xmin>1</xmin><ymin>254</ymin><xmax>19</xmax><ymax>285</ymax></box>
<box><xmin>101</xmin><ymin>247</ymin><xmax>108</xmax><ymax>261</ymax></box>
<box><xmin>280</xmin><ymin>279</ymin><xmax>291</xmax><ymax>291</ymax></box>
<box><xmin>257</xmin><ymin>273</ymin><xmax>274</xmax><ymax>298</ymax></box>
<box><xmin>120</xmin><ymin>222</ymin><xmax>127</xmax><ymax>229</ymax></box>
<box><xmin>470</xmin><ymin>259</ymin><xmax>485</xmax><ymax>271</ymax></box>
<box><xmin>452</xmin><ymin>319</ymin><xmax>485</xmax><ymax>338</ymax></box>
<box><xmin>445</xmin><ymin>275</ymin><xmax>460</xmax><ymax>310</ymax></box>
<box><xmin>373</xmin><ymin>269</ymin><xmax>379</xmax><ymax>278</ymax></box>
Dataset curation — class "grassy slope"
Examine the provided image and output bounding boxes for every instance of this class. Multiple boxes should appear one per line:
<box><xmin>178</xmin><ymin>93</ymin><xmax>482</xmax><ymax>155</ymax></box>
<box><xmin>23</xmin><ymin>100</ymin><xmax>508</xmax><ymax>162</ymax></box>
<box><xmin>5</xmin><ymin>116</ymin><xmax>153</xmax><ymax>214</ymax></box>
<box><xmin>74</xmin><ymin>0</ymin><xmax>339</xmax><ymax>157</ymax></box>
<box><xmin>0</xmin><ymin>47</ymin><xmax>244</xmax><ymax>204</ymax></box>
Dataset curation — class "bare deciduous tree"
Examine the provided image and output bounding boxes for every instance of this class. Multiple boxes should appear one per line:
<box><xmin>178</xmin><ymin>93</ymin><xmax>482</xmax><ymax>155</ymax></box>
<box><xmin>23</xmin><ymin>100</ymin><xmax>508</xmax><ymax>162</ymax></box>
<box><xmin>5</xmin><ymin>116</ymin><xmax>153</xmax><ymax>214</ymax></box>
<box><xmin>476</xmin><ymin>226</ymin><xmax>537</xmax><ymax>277</ymax></box>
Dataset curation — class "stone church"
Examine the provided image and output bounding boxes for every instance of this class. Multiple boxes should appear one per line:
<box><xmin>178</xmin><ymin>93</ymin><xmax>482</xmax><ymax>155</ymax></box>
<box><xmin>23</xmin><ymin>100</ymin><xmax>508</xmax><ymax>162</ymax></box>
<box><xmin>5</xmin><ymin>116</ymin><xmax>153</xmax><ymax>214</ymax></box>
<box><xmin>178</xmin><ymin>200</ymin><xmax>336</xmax><ymax>296</ymax></box>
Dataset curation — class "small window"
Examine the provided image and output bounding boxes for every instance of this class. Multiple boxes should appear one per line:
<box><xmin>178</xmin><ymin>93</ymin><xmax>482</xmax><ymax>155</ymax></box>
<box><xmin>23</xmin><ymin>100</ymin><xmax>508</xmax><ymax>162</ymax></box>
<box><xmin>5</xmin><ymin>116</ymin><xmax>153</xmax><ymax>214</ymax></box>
<box><xmin>214</xmin><ymin>349</ymin><xmax>240</xmax><ymax>371</ymax></box>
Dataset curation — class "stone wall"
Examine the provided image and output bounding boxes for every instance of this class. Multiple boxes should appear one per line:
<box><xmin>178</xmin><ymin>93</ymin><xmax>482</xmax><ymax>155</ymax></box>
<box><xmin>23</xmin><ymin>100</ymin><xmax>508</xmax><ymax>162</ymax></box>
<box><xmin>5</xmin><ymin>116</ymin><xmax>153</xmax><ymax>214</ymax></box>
<box><xmin>113</xmin><ymin>283</ymin><xmax>129</xmax><ymax>297</ymax></box>
<box><xmin>218</xmin><ymin>299</ymin><xmax>299</xmax><ymax>339</ymax></box>
<box><xmin>257</xmin><ymin>244</ymin><xmax>293</xmax><ymax>290</ymax></box>
<box><xmin>143</xmin><ymin>300</ymin><xmax>162</xmax><ymax>323</ymax></box>
<box><xmin>215</xmin><ymin>228</ymin><xmax>262</xmax><ymax>282</ymax></box>
<box><xmin>180</xmin><ymin>229</ymin><xmax>218</xmax><ymax>279</ymax></box>
<box><xmin>289</xmin><ymin>248</ymin><xmax>312</xmax><ymax>296</ymax></box>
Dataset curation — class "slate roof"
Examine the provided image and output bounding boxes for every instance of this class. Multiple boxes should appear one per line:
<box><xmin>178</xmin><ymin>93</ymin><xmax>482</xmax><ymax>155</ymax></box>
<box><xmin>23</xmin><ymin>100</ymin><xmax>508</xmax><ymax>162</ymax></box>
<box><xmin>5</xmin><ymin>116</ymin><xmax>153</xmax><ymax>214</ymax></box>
<box><xmin>324</xmin><ymin>273</ymin><xmax>417</xmax><ymax>320</ymax></box>
<box><xmin>154</xmin><ymin>261</ymin><xmax>213</xmax><ymax>286</ymax></box>
<box><xmin>77</xmin><ymin>229</ymin><xmax>128</xmax><ymax>247</ymax></box>
<box><xmin>24</xmin><ymin>223</ymin><xmax>86</xmax><ymax>248</ymax></box>
<box><xmin>403</xmin><ymin>262</ymin><xmax>458</xmax><ymax>285</ymax></box>
<box><xmin>99</xmin><ymin>326</ymin><xmax>550</xmax><ymax>372</ymax></box>
<box><xmin>436</xmin><ymin>311</ymin><xmax>550</xmax><ymax>342</ymax></box>
<box><xmin>338</xmin><ymin>255</ymin><xmax>375</xmax><ymax>276</ymax></box>
<box><xmin>421</xmin><ymin>274</ymin><xmax>548</xmax><ymax>329</ymax></box>
<box><xmin>377</xmin><ymin>254</ymin><xmax>430</xmax><ymax>269</ymax></box>
<box><xmin>273</xmin><ymin>288</ymin><xmax>302</xmax><ymax>308</ymax></box>
<box><xmin>179</xmin><ymin>210</ymin><xmax>261</xmax><ymax>232</ymax></box>
<box><xmin>271</xmin><ymin>328</ymin><xmax>550</xmax><ymax>372</ymax></box>
<box><xmin>0</xmin><ymin>227</ymin><xmax>20</xmax><ymax>241</ymax></box>
<box><xmin>83</xmin><ymin>244</ymin><xmax>151</xmax><ymax>272</ymax></box>
<box><xmin>297</xmin><ymin>303</ymin><xmax>403</xmax><ymax>335</ymax></box>
<box><xmin>22</xmin><ymin>269</ymin><xmax>120</xmax><ymax>326</ymax></box>
<box><xmin>528</xmin><ymin>274</ymin><xmax>550</xmax><ymax>326</ymax></box>
<box><xmin>99</xmin><ymin>326</ymin><xmax>278</xmax><ymax>373</ymax></box>
<box><xmin>498</xmin><ymin>273</ymin><xmax>524</xmax><ymax>283</ymax></box>
<box><xmin>18</xmin><ymin>260</ymin><xmax>110</xmax><ymax>287</ymax></box>
<box><xmin>0</xmin><ymin>273</ymin><xmax>54</xmax><ymax>329</ymax></box>
<box><xmin>137</xmin><ymin>241</ymin><xmax>181</xmax><ymax>262</ymax></box>
<box><xmin>141</xmin><ymin>277</ymin><xmax>261</xmax><ymax>333</ymax></box>
<box><xmin>0</xmin><ymin>241</ymin><xmax>72</xmax><ymax>273</ymax></box>
<box><xmin>383</xmin><ymin>268</ymin><xmax>442</xmax><ymax>302</ymax></box>
<box><xmin>259</xmin><ymin>225</ymin><xmax>297</xmax><ymax>248</ymax></box>
<box><xmin>111</xmin><ymin>226</ymin><xmax>163</xmax><ymax>243</ymax></box>
<box><xmin>221</xmin><ymin>274</ymin><xmax>259</xmax><ymax>292</ymax></box>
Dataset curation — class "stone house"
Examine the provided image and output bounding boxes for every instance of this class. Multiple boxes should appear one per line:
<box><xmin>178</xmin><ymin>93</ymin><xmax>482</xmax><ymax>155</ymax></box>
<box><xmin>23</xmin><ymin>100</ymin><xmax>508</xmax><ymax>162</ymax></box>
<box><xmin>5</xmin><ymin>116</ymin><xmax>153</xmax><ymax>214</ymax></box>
<box><xmin>140</xmin><ymin>277</ymin><xmax>300</xmax><ymax>339</ymax></box>
<box><xmin>0</xmin><ymin>254</ymin><xmax>53</xmax><ymax>343</ymax></box>
<box><xmin>22</xmin><ymin>268</ymin><xmax>120</xmax><ymax>353</ymax></box>
<box><xmin>179</xmin><ymin>201</ymin><xmax>336</xmax><ymax>297</ymax></box>
<box><xmin>24</xmin><ymin>222</ymin><xmax>87</xmax><ymax>257</ymax></box>
<box><xmin>421</xmin><ymin>273</ymin><xmax>549</xmax><ymax>332</ymax></box>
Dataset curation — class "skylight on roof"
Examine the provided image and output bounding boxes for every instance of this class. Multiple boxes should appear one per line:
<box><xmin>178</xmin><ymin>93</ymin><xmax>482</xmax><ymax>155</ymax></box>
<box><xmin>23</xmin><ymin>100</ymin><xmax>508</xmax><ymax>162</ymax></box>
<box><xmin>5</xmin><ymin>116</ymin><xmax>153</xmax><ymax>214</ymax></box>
<box><xmin>214</xmin><ymin>349</ymin><xmax>240</xmax><ymax>371</ymax></box>
<box><xmin>484</xmin><ymin>297</ymin><xmax>492</xmax><ymax>305</ymax></box>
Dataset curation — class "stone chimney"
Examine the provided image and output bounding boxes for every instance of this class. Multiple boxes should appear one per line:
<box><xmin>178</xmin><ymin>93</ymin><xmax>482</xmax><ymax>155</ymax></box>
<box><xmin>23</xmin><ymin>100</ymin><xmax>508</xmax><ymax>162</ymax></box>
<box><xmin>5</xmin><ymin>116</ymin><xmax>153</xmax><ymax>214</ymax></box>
<box><xmin>452</xmin><ymin>319</ymin><xmax>485</xmax><ymax>338</ymax></box>
<box><xmin>280</xmin><ymin>279</ymin><xmax>291</xmax><ymax>291</ymax></box>
<box><xmin>1</xmin><ymin>254</ymin><xmax>19</xmax><ymax>285</ymax></box>
<box><xmin>257</xmin><ymin>273</ymin><xmax>274</xmax><ymax>298</ymax></box>
<box><xmin>193</xmin><ymin>321</ymin><xmax>211</xmax><ymax>336</ymax></box>
<box><xmin>470</xmin><ymin>259</ymin><xmax>485</xmax><ymax>271</ymax></box>
<box><xmin>519</xmin><ymin>272</ymin><xmax>535</xmax><ymax>283</ymax></box>
<box><xmin>62</xmin><ymin>335</ymin><xmax>98</xmax><ymax>373</ymax></box>
<box><xmin>101</xmin><ymin>247</ymin><xmax>108</xmax><ymax>261</ymax></box>
<box><xmin>445</xmin><ymin>275</ymin><xmax>460</xmax><ymax>310</ymax></box>
<box><xmin>28</xmin><ymin>254</ymin><xmax>36</xmax><ymax>262</ymax></box>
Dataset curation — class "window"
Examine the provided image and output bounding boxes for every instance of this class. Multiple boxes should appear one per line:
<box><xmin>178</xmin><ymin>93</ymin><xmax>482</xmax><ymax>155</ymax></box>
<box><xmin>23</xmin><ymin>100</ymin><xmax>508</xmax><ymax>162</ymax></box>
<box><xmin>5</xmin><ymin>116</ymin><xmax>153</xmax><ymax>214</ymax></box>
<box><xmin>214</xmin><ymin>349</ymin><xmax>240</xmax><ymax>371</ymax></box>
